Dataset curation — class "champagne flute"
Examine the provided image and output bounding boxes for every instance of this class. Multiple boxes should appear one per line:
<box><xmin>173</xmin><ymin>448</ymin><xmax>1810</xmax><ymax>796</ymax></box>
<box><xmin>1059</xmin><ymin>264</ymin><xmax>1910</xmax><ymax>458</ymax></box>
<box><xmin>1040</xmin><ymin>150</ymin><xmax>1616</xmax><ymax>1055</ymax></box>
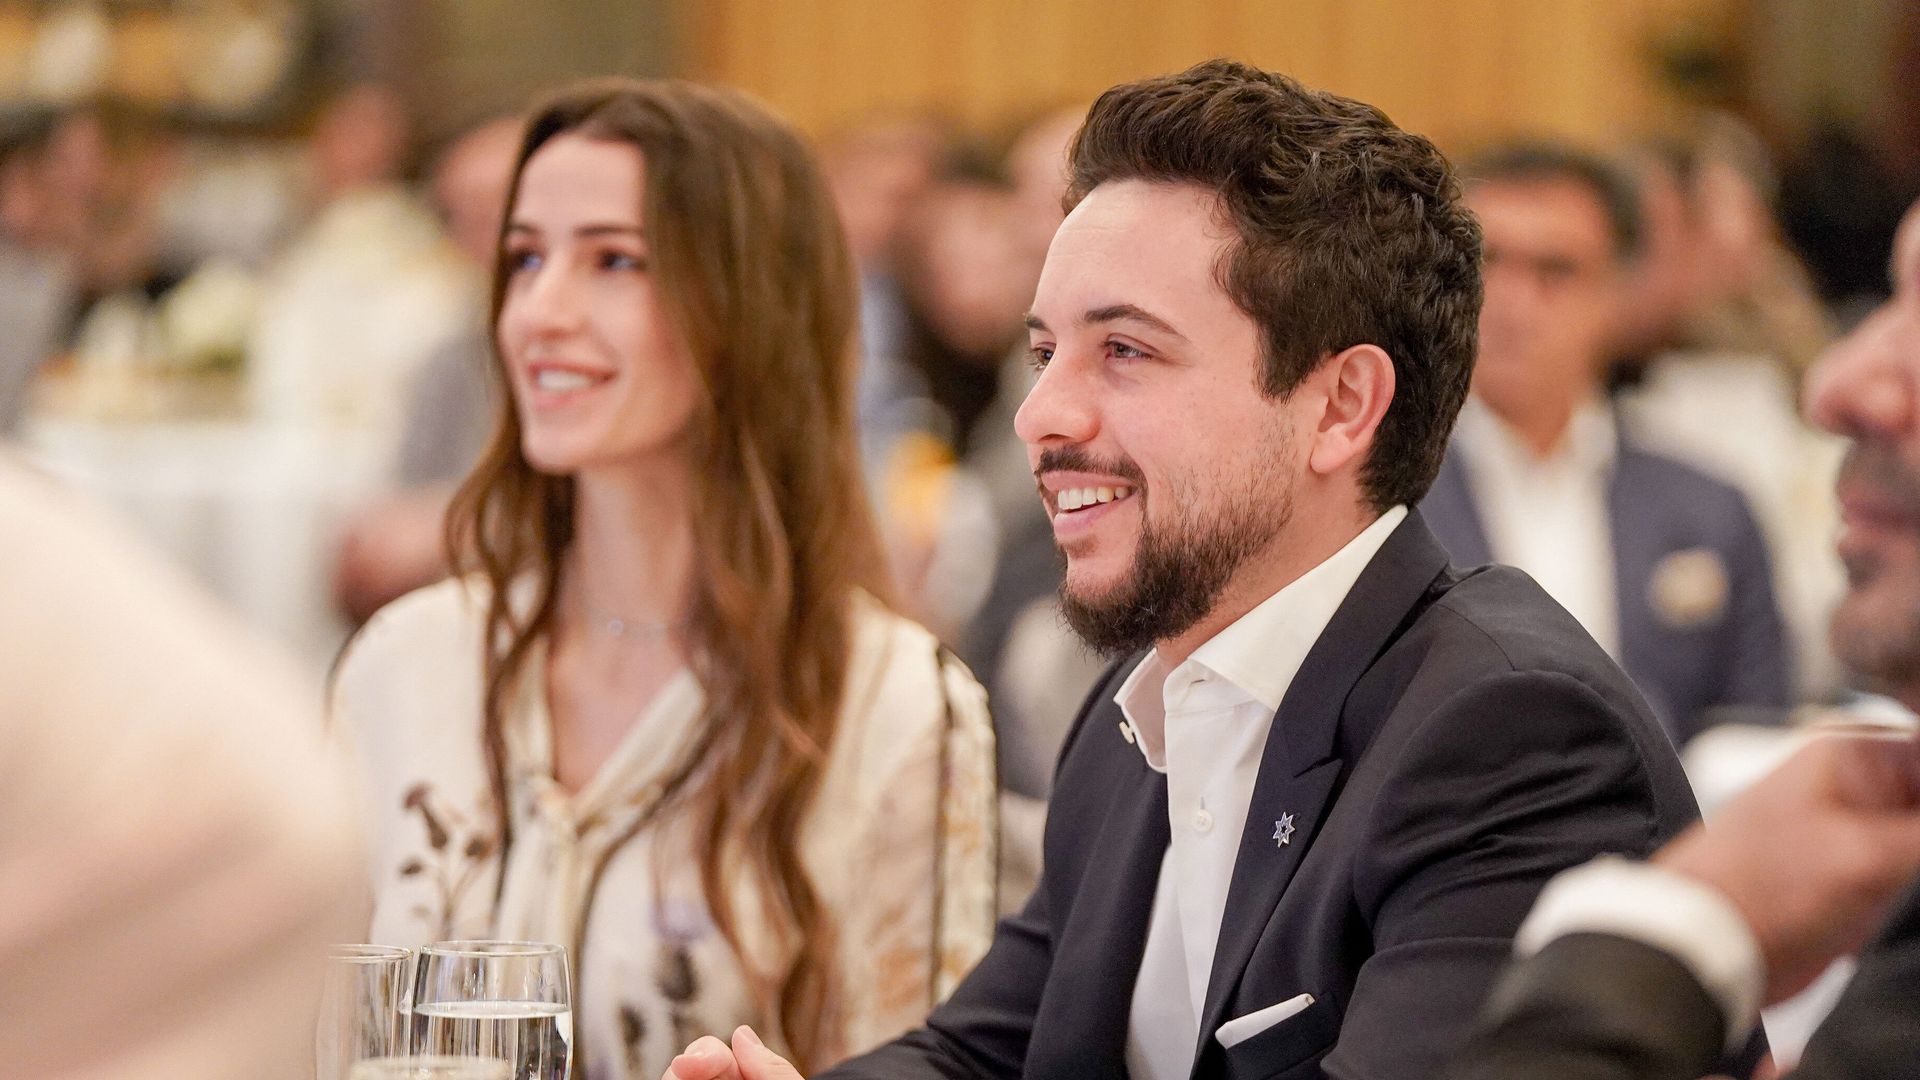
<box><xmin>349</xmin><ymin>1056</ymin><xmax>513</xmax><ymax>1080</ymax></box>
<box><xmin>410</xmin><ymin>941</ymin><xmax>572</xmax><ymax>1080</ymax></box>
<box><xmin>317</xmin><ymin>944</ymin><xmax>412</xmax><ymax>1080</ymax></box>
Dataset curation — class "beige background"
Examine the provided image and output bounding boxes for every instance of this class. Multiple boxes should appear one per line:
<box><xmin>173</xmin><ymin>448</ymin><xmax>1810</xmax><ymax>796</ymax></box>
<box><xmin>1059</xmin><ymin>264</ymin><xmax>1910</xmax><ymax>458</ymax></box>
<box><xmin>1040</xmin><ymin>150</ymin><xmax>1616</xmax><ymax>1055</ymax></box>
<box><xmin>681</xmin><ymin>0</ymin><xmax>1743</xmax><ymax>147</ymax></box>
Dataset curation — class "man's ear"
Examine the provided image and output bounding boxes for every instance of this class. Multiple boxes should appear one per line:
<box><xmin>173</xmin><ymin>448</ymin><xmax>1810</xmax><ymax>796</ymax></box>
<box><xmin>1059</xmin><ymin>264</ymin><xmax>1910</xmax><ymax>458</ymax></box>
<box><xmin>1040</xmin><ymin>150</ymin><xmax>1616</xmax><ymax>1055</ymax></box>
<box><xmin>1307</xmin><ymin>344</ymin><xmax>1394</xmax><ymax>478</ymax></box>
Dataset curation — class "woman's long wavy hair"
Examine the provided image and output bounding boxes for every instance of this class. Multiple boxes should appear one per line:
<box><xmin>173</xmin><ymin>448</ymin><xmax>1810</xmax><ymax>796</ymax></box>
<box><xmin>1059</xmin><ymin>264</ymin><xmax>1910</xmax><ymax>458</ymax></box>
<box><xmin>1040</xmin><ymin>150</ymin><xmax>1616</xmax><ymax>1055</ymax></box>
<box><xmin>446</xmin><ymin>78</ymin><xmax>889</xmax><ymax>1071</ymax></box>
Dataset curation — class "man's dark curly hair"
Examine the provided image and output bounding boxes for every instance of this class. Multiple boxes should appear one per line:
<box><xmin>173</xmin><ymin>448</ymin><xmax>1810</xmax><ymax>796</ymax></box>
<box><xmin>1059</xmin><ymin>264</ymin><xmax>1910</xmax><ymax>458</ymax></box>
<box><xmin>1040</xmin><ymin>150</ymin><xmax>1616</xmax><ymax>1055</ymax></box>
<box><xmin>1066</xmin><ymin>59</ymin><xmax>1484</xmax><ymax>510</ymax></box>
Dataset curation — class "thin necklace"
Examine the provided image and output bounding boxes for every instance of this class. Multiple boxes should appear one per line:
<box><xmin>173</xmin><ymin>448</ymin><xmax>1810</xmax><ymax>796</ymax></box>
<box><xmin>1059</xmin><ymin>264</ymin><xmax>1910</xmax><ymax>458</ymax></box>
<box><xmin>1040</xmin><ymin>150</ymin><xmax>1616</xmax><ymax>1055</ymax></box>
<box><xmin>582</xmin><ymin>601</ymin><xmax>685</xmax><ymax>642</ymax></box>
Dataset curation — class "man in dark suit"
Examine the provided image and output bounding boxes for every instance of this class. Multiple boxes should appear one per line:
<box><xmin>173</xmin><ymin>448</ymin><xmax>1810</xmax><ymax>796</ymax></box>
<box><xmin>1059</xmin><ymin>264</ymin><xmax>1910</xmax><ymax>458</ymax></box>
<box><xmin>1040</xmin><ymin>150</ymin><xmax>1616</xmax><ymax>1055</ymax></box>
<box><xmin>1444</xmin><ymin>200</ymin><xmax>1920</xmax><ymax>1080</ymax></box>
<box><xmin>1419</xmin><ymin>143</ymin><xmax>1791</xmax><ymax>745</ymax></box>
<box><xmin>665</xmin><ymin>60</ymin><xmax>1698</xmax><ymax>1080</ymax></box>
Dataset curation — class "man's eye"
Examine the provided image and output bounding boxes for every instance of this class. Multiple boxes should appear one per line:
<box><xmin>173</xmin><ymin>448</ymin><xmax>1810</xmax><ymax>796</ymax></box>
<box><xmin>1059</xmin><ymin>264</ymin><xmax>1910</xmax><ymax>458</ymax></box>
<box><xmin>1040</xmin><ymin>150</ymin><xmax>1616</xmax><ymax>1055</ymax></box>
<box><xmin>1028</xmin><ymin>345</ymin><xmax>1055</xmax><ymax>370</ymax></box>
<box><xmin>1109</xmin><ymin>341</ymin><xmax>1146</xmax><ymax>360</ymax></box>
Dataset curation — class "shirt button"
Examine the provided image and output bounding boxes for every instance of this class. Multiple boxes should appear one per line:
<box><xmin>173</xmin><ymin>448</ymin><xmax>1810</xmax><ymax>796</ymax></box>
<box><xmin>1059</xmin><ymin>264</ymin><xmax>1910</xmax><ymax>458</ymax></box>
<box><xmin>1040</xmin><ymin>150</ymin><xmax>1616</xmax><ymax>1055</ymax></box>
<box><xmin>1192</xmin><ymin>808</ymin><xmax>1214</xmax><ymax>834</ymax></box>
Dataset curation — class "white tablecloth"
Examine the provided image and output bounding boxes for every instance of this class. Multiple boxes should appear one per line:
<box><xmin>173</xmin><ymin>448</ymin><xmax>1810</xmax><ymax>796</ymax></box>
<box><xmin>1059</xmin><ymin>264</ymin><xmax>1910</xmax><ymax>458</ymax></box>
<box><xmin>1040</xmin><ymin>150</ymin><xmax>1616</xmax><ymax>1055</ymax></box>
<box><xmin>23</xmin><ymin>417</ymin><xmax>391</xmax><ymax>678</ymax></box>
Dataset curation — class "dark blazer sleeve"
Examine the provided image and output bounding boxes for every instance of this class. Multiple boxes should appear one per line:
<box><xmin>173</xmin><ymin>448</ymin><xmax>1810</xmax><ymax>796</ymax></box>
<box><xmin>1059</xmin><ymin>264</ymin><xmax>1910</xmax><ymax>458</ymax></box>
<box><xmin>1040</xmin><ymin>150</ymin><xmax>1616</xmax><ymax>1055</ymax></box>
<box><xmin>1323</xmin><ymin>664</ymin><xmax>1685</xmax><ymax>1079</ymax></box>
<box><xmin>1714</xmin><ymin>489</ymin><xmax>1793</xmax><ymax>712</ymax></box>
<box><xmin>1442</xmin><ymin>933</ymin><xmax>1728</xmax><ymax>1080</ymax></box>
<box><xmin>1446</xmin><ymin>885</ymin><xmax>1920</xmax><ymax>1080</ymax></box>
<box><xmin>1786</xmin><ymin>880</ymin><xmax>1920</xmax><ymax>1080</ymax></box>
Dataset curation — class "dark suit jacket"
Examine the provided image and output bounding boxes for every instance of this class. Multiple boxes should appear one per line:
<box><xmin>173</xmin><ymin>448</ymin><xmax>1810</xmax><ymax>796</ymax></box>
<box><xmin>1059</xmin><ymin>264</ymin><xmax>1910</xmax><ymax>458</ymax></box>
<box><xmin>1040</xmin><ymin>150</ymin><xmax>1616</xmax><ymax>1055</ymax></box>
<box><xmin>823</xmin><ymin>513</ymin><xmax>1699</xmax><ymax>1080</ymax></box>
<box><xmin>1420</xmin><ymin>435</ymin><xmax>1792</xmax><ymax>745</ymax></box>
<box><xmin>1445</xmin><ymin>875</ymin><xmax>1920</xmax><ymax>1080</ymax></box>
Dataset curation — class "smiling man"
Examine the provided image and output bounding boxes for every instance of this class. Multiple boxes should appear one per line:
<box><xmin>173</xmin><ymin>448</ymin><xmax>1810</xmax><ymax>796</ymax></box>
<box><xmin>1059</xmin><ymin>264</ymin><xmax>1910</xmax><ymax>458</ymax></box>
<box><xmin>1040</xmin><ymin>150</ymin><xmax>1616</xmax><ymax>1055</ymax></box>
<box><xmin>665</xmin><ymin>59</ymin><xmax>1700</xmax><ymax>1080</ymax></box>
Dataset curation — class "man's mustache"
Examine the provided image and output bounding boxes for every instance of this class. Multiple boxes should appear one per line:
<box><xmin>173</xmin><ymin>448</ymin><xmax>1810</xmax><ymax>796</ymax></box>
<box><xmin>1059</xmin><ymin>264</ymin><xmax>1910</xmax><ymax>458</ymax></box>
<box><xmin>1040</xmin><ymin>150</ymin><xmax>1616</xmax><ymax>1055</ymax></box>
<box><xmin>1034</xmin><ymin>445</ymin><xmax>1147</xmax><ymax>486</ymax></box>
<box><xmin>1838</xmin><ymin>443</ymin><xmax>1920</xmax><ymax>520</ymax></box>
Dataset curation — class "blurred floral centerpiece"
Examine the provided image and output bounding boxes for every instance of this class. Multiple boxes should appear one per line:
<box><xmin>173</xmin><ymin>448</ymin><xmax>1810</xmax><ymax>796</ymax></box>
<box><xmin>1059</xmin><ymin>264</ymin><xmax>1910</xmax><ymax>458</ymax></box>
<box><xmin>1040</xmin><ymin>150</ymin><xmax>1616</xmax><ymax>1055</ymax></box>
<box><xmin>157</xmin><ymin>257</ymin><xmax>257</xmax><ymax>375</ymax></box>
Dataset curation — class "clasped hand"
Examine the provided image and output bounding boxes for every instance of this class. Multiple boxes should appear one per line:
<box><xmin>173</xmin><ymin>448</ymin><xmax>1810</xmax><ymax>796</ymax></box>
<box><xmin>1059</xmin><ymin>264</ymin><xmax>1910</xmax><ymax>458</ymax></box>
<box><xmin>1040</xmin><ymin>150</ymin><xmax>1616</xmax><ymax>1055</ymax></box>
<box><xmin>663</xmin><ymin>1026</ymin><xmax>805</xmax><ymax>1080</ymax></box>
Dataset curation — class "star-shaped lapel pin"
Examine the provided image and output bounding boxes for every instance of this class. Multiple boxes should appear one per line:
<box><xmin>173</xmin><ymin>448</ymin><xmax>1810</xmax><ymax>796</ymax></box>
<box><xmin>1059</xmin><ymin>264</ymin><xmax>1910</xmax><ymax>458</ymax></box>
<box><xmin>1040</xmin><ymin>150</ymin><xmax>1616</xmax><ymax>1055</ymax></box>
<box><xmin>1273</xmin><ymin>812</ymin><xmax>1297</xmax><ymax>848</ymax></box>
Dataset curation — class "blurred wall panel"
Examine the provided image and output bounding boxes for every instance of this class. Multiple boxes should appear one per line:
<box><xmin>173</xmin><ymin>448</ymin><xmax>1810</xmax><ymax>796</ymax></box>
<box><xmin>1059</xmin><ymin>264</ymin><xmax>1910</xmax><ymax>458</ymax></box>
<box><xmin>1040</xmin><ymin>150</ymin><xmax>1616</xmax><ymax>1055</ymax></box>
<box><xmin>682</xmin><ymin>0</ymin><xmax>1726</xmax><ymax>146</ymax></box>
<box><xmin>401</xmin><ymin>0</ymin><xmax>676</xmax><ymax>141</ymax></box>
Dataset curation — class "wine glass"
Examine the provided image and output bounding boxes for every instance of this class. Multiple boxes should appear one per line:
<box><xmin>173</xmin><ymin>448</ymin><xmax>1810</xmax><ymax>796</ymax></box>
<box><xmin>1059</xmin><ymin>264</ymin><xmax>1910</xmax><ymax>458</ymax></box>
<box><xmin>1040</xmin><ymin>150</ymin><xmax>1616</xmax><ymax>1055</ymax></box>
<box><xmin>349</xmin><ymin>1056</ymin><xmax>513</xmax><ymax>1080</ymax></box>
<box><xmin>317</xmin><ymin>944</ymin><xmax>412</xmax><ymax>1080</ymax></box>
<box><xmin>410</xmin><ymin>941</ymin><xmax>572</xmax><ymax>1080</ymax></box>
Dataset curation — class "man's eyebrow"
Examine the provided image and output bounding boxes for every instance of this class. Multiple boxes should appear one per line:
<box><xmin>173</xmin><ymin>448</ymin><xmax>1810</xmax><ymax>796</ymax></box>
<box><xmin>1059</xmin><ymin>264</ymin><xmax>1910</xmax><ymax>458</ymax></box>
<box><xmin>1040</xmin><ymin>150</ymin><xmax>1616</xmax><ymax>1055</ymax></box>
<box><xmin>1085</xmin><ymin>303</ymin><xmax>1187</xmax><ymax>342</ymax></box>
<box><xmin>1024</xmin><ymin>304</ymin><xmax>1188</xmax><ymax>341</ymax></box>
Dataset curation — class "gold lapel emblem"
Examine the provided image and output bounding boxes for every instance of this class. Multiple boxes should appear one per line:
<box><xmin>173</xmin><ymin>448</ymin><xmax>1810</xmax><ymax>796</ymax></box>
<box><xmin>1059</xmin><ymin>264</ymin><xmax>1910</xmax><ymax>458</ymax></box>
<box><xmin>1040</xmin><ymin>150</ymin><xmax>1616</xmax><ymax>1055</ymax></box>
<box><xmin>1649</xmin><ymin>547</ymin><xmax>1729</xmax><ymax>630</ymax></box>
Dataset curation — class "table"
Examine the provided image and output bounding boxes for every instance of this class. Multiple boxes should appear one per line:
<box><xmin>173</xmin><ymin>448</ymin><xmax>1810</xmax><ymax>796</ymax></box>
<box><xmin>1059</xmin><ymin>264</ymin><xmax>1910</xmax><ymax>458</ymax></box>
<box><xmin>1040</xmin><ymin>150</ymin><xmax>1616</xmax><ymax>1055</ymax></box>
<box><xmin>24</xmin><ymin>417</ymin><xmax>391</xmax><ymax>678</ymax></box>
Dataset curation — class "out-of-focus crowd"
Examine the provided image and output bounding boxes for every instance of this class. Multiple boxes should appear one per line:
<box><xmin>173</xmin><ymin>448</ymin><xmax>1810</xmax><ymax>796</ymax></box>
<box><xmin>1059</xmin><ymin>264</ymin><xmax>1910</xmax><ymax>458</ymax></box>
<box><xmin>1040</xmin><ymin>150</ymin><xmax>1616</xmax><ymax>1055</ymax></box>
<box><xmin>6</xmin><ymin>53</ymin><xmax>1920</xmax><ymax>1080</ymax></box>
<box><xmin>2</xmin><ymin>86</ymin><xmax>1918</xmax><ymax>790</ymax></box>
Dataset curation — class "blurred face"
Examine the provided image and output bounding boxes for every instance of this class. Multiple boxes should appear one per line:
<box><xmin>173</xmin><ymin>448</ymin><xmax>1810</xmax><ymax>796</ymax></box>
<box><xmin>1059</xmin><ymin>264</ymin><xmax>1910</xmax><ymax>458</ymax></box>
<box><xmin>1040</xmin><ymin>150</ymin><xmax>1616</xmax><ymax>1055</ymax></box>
<box><xmin>433</xmin><ymin>118</ymin><xmax>522</xmax><ymax>268</ymax></box>
<box><xmin>1017</xmin><ymin>180</ymin><xmax>1301</xmax><ymax>655</ymax></box>
<box><xmin>824</xmin><ymin>125</ymin><xmax>939</xmax><ymax>267</ymax></box>
<box><xmin>1804</xmin><ymin>203</ymin><xmax>1920</xmax><ymax>698</ymax></box>
<box><xmin>910</xmin><ymin>185</ymin><xmax>1037</xmax><ymax>358</ymax></box>
<box><xmin>1469</xmin><ymin>178</ymin><xmax>1625</xmax><ymax>427</ymax></box>
<box><xmin>497</xmin><ymin>135</ymin><xmax>699</xmax><ymax>476</ymax></box>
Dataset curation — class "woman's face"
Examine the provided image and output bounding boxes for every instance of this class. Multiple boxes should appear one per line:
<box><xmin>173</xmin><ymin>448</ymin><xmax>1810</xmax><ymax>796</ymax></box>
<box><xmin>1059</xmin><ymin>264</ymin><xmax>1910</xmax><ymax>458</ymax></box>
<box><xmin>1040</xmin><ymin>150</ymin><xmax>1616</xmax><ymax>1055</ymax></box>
<box><xmin>498</xmin><ymin>133</ymin><xmax>699</xmax><ymax>476</ymax></box>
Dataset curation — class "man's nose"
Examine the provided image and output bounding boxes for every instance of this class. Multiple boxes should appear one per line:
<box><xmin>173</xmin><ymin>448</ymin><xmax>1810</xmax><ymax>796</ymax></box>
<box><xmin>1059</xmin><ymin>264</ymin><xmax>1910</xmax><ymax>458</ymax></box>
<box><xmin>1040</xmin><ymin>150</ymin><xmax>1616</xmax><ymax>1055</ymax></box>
<box><xmin>1014</xmin><ymin>351</ymin><xmax>1098</xmax><ymax>450</ymax></box>
<box><xmin>1804</xmin><ymin>312</ymin><xmax>1914</xmax><ymax>442</ymax></box>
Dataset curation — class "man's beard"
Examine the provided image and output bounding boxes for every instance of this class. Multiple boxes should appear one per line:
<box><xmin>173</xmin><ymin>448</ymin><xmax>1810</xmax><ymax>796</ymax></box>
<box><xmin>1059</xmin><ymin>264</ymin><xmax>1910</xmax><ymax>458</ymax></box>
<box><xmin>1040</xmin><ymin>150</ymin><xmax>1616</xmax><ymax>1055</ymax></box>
<box><xmin>1831</xmin><ymin>442</ymin><xmax>1920</xmax><ymax>691</ymax></box>
<box><xmin>1046</xmin><ymin>444</ymin><xmax>1295</xmax><ymax>658</ymax></box>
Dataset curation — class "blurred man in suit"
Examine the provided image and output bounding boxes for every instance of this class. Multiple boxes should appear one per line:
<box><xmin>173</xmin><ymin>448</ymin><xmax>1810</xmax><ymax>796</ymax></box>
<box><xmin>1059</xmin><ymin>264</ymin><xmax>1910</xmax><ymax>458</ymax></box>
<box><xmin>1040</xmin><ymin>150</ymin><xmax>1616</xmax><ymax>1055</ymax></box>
<box><xmin>0</xmin><ymin>453</ymin><xmax>361</xmax><ymax>1077</ymax></box>
<box><xmin>1421</xmin><ymin>143</ymin><xmax>1792</xmax><ymax>745</ymax></box>
<box><xmin>1445</xmin><ymin>199</ymin><xmax>1920</xmax><ymax>1080</ymax></box>
<box><xmin>665</xmin><ymin>60</ymin><xmax>1701</xmax><ymax>1080</ymax></box>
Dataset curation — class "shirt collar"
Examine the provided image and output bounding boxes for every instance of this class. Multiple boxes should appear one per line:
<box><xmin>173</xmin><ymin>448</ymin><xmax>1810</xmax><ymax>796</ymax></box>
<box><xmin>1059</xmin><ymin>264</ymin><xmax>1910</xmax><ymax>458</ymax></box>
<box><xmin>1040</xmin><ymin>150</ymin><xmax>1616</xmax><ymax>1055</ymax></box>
<box><xmin>1114</xmin><ymin>504</ymin><xmax>1409</xmax><ymax>770</ymax></box>
<box><xmin>1455</xmin><ymin>395</ymin><xmax>1618</xmax><ymax>478</ymax></box>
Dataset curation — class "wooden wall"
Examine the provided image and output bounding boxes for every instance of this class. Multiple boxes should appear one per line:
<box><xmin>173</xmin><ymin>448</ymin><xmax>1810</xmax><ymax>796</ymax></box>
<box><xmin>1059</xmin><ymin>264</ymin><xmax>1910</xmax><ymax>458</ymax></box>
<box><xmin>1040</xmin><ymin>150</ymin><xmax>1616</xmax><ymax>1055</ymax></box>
<box><xmin>681</xmin><ymin>0</ymin><xmax>1735</xmax><ymax>150</ymax></box>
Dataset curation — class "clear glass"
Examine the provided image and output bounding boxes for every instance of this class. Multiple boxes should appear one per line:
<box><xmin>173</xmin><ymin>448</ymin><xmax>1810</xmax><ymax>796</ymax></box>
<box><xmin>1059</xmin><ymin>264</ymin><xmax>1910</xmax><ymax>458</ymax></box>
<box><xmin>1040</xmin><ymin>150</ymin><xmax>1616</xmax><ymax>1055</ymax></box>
<box><xmin>409</xmin><ymin>941</ymin><xmax>572</xmax><ymax>1080</ymax></box>
<box><xmin>349</xmin><ymin>1056</ymin><xmax>513</xmax><ymax>1080</ymax></box>
<box><xmin>317</xmin><ymin>945</ymin><xmax>413</xmax><ymax>1080</ymax></box>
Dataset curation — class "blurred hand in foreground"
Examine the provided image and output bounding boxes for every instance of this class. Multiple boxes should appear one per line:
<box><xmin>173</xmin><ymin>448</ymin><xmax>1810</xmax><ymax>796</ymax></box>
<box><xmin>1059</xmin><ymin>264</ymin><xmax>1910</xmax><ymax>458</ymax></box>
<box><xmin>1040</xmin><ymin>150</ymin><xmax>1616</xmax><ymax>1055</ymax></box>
<box><xmin>1656</xmin><ymin>729</ymin><xmax>1920</xmax><ymax>1002</ymax></box>
<box><xmin>663</xmin><ymin>1026</ymin><xmax>805</xmax><ymax>1080</ymax></box>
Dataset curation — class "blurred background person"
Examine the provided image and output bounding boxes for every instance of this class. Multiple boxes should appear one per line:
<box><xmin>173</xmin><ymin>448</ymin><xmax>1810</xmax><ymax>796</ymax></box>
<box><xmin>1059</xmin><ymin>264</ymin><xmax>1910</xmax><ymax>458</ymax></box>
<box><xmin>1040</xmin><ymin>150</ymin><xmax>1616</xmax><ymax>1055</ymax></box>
<box><xmin>1612</xmin><ymin>121</ymin><xmax>1849</xmax><ymax>700</ymax></box>
<box><xmin>820</xmin><ymin>115</ymin><xmax>948</xmax><ymax>474</ymax></box>
<box><xmin>1421</xmin><ymin>142</ymin><xmax>1792</xmax><ymax>745</ymax></box>
<box><xmin>330</xmin><ymin>79</ymin><xmax>998</xmax><ymax>1079</ymax></box>
<box><xmin>1444</xmin><ymin>194</ymin><xmax>1920</xmax><ymax>1080</ymax></box>
<box><xmin>246</xmin><ymin>82</ymin><xmax>473</xmax><ymax>439</ymax></box>
<box><xmin>0</xmin><ymin>451</ymin><xmax>359</xmax><ymax>1078</ymax></box>
<box><xmin>332</xmin><ymin>113</ymin><xmax>521</xmax><ymax>623</ymax></box>
<box><xmin>0</xmin><ymin>108</ymin><xmax>82</xmax><ymax>434</ymax></box>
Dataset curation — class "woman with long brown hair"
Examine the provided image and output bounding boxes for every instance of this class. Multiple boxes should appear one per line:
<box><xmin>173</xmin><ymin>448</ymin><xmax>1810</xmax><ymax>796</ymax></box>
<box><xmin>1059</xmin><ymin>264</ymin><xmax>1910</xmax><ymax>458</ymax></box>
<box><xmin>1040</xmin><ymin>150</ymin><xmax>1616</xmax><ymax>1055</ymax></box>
<box><xmin>330</xmin><ymin>78</ymin><xmax>998</xmax><ymax>1079</ymax></box>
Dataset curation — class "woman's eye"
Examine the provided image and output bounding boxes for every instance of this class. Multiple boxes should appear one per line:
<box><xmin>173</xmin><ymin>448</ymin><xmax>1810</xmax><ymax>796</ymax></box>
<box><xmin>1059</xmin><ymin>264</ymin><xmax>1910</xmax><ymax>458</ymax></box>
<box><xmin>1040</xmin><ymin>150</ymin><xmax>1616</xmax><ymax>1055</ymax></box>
<box><xmin>1028</xmin><ymin>345</ymin><xmax>1054</xmax><ymax>370</ymax></box>
<box><xmin>504</xmin><ymin>248</ymin><xmax>542</xmax><ymax>273</ymax></box>
<box><xmin>601</xmin><ymin>250</ymin><xmax>647</xmax><ymax>271</ymax></box>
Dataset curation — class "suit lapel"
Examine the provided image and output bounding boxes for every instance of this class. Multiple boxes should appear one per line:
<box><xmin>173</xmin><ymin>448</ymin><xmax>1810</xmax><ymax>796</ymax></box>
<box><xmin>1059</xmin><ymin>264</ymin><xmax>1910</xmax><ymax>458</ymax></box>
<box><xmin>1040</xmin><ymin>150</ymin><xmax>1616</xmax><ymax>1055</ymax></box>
<box><xmin>1032</xmin><ymin>736</ymin><xmax>1170</xmax><ymax>1077</ymax></box>
<box><xmin>1192</xmin><ymin>515</ymin><xmax>1452</xmax><ymax>1058</ymax></box>
<box><xmin>1606</xmin><ymin>444</ymin><xmax>1667</xmax><ymax>704</ymax></box>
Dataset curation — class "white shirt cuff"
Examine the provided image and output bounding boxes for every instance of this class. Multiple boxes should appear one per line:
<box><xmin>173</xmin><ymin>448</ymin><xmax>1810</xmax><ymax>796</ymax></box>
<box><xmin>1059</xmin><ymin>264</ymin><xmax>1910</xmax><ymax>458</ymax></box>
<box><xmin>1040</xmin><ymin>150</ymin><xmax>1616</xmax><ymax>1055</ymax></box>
<box><xmin>1515</xmin><ymin>856</ymin><xmax>1764</xmax><ymax>1050</ymax></box>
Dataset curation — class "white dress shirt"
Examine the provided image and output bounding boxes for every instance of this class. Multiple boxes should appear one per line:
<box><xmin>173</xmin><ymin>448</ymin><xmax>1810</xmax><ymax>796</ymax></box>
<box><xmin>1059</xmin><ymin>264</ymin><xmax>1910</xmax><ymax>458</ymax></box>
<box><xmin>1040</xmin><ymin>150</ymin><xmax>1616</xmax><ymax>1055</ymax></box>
<box><xmin>1453</xmin><ymin>396</ymin><xmax>1621</xmax><ymax>656</ymax></box>
<box><xmin>1120</xmin><ymin>506</ymin><xmax>1408</xmax><ymax>1080</ymax></box>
